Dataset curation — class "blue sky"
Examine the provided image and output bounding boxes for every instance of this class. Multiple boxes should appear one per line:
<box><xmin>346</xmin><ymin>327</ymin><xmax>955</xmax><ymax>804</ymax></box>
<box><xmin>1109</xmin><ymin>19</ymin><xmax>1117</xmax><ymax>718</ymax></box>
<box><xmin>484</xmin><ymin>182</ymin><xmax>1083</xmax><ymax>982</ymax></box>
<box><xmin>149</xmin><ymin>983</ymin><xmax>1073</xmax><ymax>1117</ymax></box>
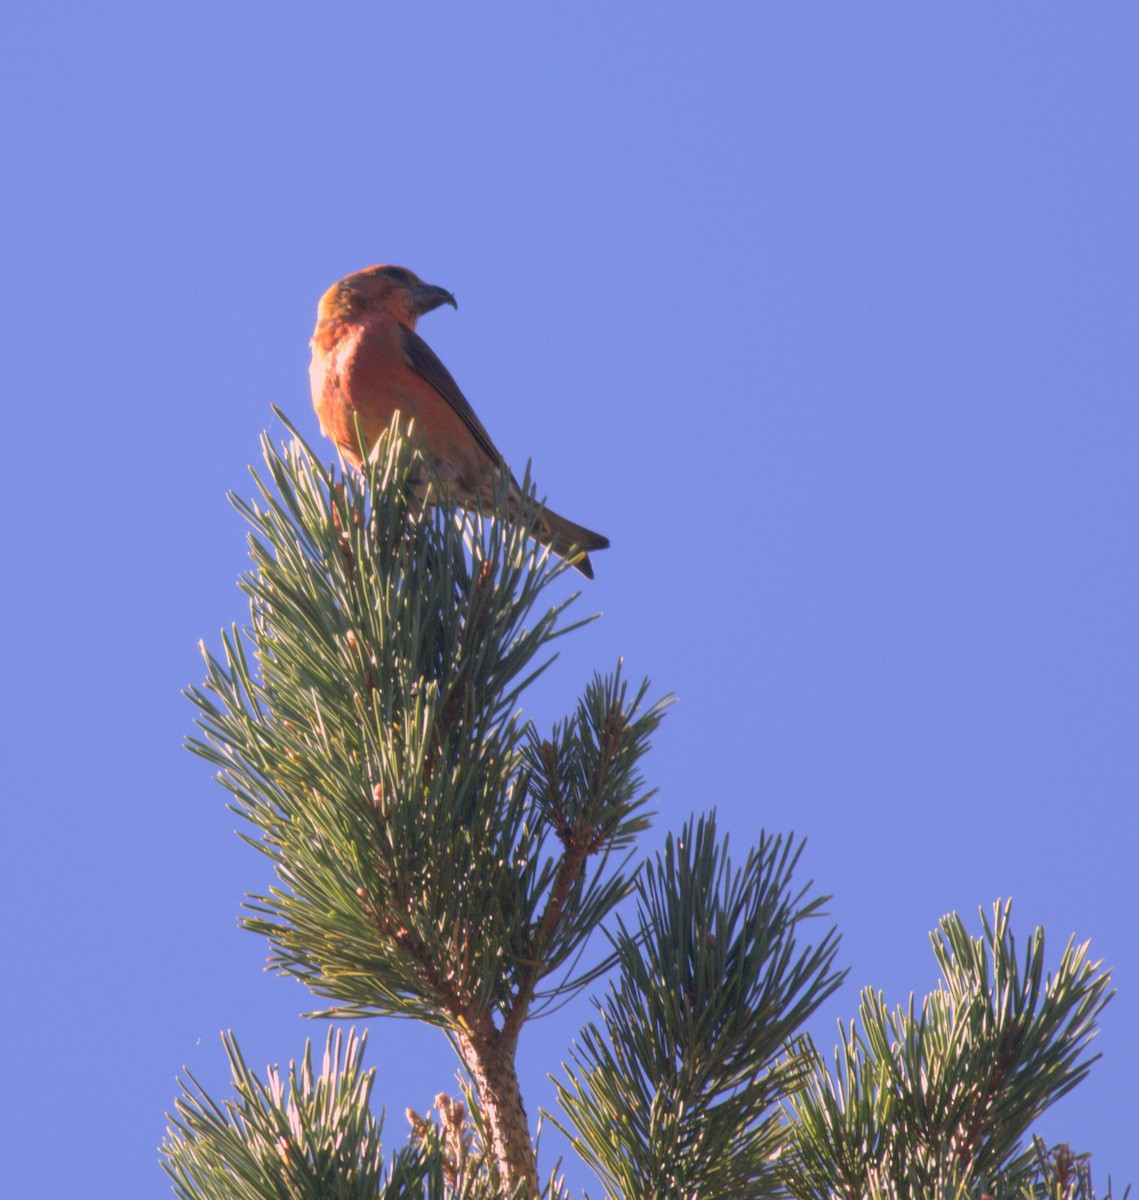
<box><xmin>2</xmin><ymin>5</ymin><xmax>1135</xmax><ymax>1195</ymax></box>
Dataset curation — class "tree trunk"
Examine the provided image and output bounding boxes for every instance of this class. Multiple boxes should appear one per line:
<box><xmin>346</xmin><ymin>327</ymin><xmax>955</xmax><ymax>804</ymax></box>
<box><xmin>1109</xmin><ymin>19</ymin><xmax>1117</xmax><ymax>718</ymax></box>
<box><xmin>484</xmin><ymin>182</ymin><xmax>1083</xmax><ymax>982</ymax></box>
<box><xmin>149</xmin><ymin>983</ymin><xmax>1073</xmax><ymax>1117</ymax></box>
<box><xmin>456</xmin><ymin>1027</ymin><xmax>538</xmax><ymax>1198</ymax></box>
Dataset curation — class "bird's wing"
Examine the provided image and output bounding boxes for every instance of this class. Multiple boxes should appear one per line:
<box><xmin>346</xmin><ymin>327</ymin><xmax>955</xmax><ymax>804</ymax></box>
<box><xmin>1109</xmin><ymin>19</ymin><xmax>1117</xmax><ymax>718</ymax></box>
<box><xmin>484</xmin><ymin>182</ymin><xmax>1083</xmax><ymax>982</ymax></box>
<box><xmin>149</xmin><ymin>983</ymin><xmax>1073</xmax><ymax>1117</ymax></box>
<box><xmin>399</xmin><ymin>325</ymin><xmax>505</xmax><ymax>467</ymax></box>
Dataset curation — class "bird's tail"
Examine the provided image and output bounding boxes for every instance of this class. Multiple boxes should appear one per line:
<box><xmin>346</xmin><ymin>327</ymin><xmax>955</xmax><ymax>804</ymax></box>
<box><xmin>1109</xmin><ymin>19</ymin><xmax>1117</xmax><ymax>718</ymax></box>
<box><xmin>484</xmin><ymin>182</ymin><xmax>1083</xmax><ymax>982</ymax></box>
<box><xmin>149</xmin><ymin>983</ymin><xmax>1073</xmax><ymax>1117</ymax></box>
<box><xmin>534</xmin><ymin>506</ymin><xmax>610</xmax><ymax>579</ymax></box>
<box><xmin>488</xmin><ymin>478</ymin><xmax>609</xmax><ymax>578</ymax></box>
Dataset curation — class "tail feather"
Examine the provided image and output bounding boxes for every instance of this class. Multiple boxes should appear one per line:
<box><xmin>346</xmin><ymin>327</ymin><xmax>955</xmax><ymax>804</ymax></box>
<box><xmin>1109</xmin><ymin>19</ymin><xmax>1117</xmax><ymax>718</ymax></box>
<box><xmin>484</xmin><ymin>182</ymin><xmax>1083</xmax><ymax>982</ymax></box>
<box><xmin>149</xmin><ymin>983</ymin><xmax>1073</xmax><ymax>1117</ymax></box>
<box><xmin>538</xmin><ymin>507</ymin><xmax>610</xmax><ymax>578</ymax></box>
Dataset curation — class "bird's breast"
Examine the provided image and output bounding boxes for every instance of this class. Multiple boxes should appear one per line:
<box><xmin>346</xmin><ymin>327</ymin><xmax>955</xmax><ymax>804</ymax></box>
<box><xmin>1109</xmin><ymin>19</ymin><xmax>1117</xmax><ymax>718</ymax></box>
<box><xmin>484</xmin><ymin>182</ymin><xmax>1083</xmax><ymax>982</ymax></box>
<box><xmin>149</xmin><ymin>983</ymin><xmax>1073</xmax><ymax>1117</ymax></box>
<box><xmin>310</xmin><ymin>323</ymin><xmax>363</xmax><ymax>461</ymax></box>
<box><xmin>309</xmin><ymin>319</ymin><xmax>411</xmax><ymax>465</ymax></box>
<box><xmin>309</xmin><ymin>318</ymin><xmax>492</xmax><ymax>490</ymax></box>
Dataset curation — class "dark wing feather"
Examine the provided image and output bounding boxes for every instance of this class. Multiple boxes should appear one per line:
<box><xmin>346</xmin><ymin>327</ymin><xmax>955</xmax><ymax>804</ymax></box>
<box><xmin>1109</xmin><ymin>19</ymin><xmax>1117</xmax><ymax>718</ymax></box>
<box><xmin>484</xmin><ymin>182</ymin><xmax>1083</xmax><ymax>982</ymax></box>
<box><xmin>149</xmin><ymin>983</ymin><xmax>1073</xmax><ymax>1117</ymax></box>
<box><xmin>399</xmin><ymin>326</ymin><xmax>505</xmax><ymax>467</ymax></box>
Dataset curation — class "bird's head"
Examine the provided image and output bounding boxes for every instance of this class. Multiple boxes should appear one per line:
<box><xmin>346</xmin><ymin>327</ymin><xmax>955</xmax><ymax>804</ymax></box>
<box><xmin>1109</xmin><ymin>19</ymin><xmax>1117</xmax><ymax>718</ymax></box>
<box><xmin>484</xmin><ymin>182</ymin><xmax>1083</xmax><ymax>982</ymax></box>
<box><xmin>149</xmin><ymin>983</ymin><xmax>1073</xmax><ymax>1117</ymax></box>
<box><xmin>316</xmin><ymin>265</ymin><xmax>457</xmax><ymax>328</ymax></box>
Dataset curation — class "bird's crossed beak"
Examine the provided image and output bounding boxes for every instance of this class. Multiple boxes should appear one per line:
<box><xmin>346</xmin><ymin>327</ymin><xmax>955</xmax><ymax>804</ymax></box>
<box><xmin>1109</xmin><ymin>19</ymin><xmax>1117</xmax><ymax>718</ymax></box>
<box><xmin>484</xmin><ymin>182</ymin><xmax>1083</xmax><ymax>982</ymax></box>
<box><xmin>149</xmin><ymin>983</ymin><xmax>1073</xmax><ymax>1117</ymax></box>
<box><xmin>414</xmin><ymin>282</ymin><xmax>458</xmax><ymax>315</ymax></box>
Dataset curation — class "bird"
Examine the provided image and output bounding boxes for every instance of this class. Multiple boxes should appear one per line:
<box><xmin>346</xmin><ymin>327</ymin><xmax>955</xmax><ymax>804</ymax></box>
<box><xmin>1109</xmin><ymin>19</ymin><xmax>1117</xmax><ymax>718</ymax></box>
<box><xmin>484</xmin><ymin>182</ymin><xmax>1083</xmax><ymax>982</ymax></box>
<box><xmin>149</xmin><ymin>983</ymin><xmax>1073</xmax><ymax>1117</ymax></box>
<box><xmin>309</xmin><ymin>265</ymin><xmax>609</xmax><ymax>578</ymax></box>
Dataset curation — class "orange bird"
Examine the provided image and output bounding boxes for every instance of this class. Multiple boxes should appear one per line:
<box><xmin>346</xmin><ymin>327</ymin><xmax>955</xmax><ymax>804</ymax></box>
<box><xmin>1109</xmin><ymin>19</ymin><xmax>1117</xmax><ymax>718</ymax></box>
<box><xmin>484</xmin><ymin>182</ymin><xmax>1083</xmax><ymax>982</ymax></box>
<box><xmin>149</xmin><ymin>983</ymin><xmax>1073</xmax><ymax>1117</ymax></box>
<box><xmin>309</xmin><ymin>265</ymin><xmax>609</xmax><ymax>577</ymax></box>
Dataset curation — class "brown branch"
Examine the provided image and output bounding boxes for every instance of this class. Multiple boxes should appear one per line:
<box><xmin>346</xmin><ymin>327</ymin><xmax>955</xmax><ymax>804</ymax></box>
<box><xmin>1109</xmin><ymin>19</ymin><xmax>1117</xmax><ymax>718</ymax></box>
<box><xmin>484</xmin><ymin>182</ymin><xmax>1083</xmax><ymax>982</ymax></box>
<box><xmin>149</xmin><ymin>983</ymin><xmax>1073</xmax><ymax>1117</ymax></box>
<box><xmin>501</xmin><ymin>716</ymin><xmax>627</xmax><ymax>1043</ymax></box>
<box><xmin>455</xmin><ymin>1023</ymin><xmax>539</xmax><ymax>1198</ymax></box>
<box><xmin>356</xmin><ymin>811</ymin><xmax>477</xmax><ymax>1022</ymax></box>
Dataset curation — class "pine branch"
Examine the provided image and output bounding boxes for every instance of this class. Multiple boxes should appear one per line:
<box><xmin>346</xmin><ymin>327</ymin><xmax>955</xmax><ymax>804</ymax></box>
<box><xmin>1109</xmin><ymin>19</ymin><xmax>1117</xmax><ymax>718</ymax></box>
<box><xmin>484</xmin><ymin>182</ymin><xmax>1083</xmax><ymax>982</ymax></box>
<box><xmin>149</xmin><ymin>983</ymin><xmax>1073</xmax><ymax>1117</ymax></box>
<box><xmin>161</xmin><ymin>1028</ymin><xmax>468</xmax><ymax>1200</ymax></box>
<box><xmin>551</xmin><ymin>812</ymin><xmax>845</xmax><ymax>1199</ymax></box>
<box><xmin>184</xmin><ymin>418</ymin><xmax>664</xmax><ymax>1196</ymax></box>
<box><xmin>781</xmin><ymin>900</ymin><xmax>1115</xmax><ymax>1200</ymax></box>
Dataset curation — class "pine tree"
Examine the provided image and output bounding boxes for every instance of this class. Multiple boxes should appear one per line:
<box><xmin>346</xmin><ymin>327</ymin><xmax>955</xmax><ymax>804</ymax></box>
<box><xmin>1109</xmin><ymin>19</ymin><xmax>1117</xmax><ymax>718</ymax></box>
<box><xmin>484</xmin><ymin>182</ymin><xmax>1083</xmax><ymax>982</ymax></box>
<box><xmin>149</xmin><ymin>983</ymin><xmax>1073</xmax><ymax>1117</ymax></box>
<box><xmin>164</xmin><ymin>419</ymin><xmax>1123</xmax><ymax>1200</ymax></box>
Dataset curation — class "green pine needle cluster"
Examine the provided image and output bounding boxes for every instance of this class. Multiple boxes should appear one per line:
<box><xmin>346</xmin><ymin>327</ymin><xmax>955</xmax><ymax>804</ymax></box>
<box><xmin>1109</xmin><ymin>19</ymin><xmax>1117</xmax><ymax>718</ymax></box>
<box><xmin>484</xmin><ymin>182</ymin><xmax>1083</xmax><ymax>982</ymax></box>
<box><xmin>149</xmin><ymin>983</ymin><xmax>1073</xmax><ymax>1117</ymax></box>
<box><xmin>782</xmin><ymin>901</ymin><xmax>1117</xmax><ymax>1200</ymax></box>
<box><xmin>163</xmin><ymin>1029</ymin><xmax>501</xmax><ymax>1200</ymax></box>
<box><xmin>552</xmin><ymin>814</ymin><xmax>844</xmax><ymax>1198</ymax></box>
<box><xmin>186</xmin><ymin>418</ymin><xmax>664</xmax><ymax>1029</ymax></box>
